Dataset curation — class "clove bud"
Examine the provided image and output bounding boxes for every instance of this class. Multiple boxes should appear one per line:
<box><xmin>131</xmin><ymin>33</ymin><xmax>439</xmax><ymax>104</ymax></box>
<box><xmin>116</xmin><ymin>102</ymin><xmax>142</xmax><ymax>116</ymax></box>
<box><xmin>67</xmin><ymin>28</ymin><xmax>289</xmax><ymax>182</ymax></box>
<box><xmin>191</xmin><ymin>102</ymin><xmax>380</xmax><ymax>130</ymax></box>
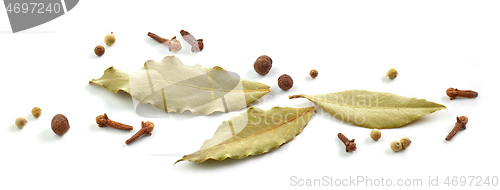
<box><xmin>147</xmin><ymin>32</ymin><xmax>182</xmax><ymax>52</ymax></box>
<box><xmin>180</xmin><ymin>30</ymin><xmax>204</xmax><ymax>52</ymax></box>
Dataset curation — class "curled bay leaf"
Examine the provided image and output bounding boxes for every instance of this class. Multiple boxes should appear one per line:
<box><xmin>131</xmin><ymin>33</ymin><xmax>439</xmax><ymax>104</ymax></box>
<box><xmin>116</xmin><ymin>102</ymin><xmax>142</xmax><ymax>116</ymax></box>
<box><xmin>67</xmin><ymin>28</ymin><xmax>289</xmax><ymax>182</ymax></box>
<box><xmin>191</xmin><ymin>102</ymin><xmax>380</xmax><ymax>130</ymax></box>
<box><xmin>89</xmin><ymin>56</ymin><xmax>270</xmax><ymax>115</ymax></box>
<box><xmin>174</xmin><ymin>106</ymin><xmax>315</xmax><ymax>164</ymax></box>
<box><xmin>289</xmin><ymin>90</ymin><xmax>446</xmax><ymax>129</ymax></box>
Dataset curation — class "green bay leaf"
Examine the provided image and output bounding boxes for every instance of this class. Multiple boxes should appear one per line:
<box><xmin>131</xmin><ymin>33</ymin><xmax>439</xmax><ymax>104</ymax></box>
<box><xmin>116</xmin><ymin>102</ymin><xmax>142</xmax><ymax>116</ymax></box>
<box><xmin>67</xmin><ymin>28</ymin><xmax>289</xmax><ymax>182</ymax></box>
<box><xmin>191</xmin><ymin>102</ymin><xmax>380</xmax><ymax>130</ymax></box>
<box><xmin>89</xmin><ymin>56</ymin><xmax>270</xmax><ymax>115</ymax></box>
<box><xmin>289</xmin><ymin>90</ymin><xmax>445</xmax><ymax>129</ymax></box>
<box><xmin>175</xmin><ymin>106</ymin><xmax>315</xmax><ymax>164</ymax></box>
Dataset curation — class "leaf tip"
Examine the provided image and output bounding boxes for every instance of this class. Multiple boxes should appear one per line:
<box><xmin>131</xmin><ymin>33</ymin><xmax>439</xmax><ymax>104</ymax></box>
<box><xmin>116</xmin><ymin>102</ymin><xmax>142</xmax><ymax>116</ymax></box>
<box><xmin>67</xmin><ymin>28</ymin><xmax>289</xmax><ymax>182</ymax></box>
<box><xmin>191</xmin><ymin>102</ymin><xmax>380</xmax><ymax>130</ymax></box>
<box><xmin>211</xmin><ymin>66</ymin><xmax>227</xmax><ymax>71</ymax></box>
<box><xmin>88</xmin><ymin>78</ymin><xmax>98</xmax><ymax>84</ymax></box>
<box><xmin>173</xmin><ymin>159</ymin><xmax>184</xmax><ymax>165</ymax></box>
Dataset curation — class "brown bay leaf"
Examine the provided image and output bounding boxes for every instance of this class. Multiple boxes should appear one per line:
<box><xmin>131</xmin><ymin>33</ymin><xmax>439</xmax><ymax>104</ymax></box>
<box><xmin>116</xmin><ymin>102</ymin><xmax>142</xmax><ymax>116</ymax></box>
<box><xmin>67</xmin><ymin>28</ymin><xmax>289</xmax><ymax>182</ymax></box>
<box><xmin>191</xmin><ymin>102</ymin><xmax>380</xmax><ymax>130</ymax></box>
<box><xmin>289</xmin><ymin>90</ymin><xmax>446</xmax><ymax>129</ymax></box>
<box><xmin>89</xmin><ymin>56</ymin><xmax>270</xmax><ymax>115</ymax></box>
<box><xmin>174</xmin><ymin>106</ymin><xmax>315</xmax><ymax>164</ymax></box>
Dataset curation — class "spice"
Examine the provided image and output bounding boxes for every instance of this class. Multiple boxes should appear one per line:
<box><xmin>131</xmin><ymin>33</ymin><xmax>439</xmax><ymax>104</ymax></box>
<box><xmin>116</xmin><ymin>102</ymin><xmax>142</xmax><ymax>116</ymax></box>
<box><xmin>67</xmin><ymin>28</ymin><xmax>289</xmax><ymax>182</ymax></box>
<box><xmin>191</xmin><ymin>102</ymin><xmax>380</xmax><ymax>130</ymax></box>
<box><xmin>278</xmin><ymin>74</ymin><xmax>293</xmax><ymax>90</ymax></box>
<box><xmin>446</xmin><ymin>88</ymin><xmax>478</xmax><ymax>100</ymax></box>
<box><xmin>94</xmin><ymin>45</ymin><xmax>105</xmax><ymax>56</ymax></box>
<box><xmin>338</xmin><ymin>133</ymin><xmax>356</xmax><ymax>152</ymax></box>
<box><xmin>147</xmin><ymin>32</ymin><xmax>182</xmax><ymax>52</ymax></box>
<box><xmin>168</xmin><ymin>36</ymin><xmax>182</xmax><ymax>52</ymax></box>
<box><xmin>31</xmin><ymin>107</ymin><xmax>42</xmax><ymax>118</ymax></box>
<box><xmin>386</xmin><ymin>68</ymin><xmax>398</xmax><ymax>79</ymax></box>
<box><xmin>15</xmin><ymin>117</ymin><xmax>27</xmax><ymax>128</ymax></box>
<box><xmin>370</xmin><ymin>129</ymin><xmax>381</xmax><ymax>141</ymax></box>
<box><xmin>51</xmin><ymin>114</ymin><xmax>70</xmax><ymax>135</ymax></box>
<box><xmin>148</xmin><ymin>32</ymin><xmax>168</xmax><ymax>43</ymax></box>
<box><xmin>96</xmin><ymin>113</ymin><xmax>133</xmax><ymax>130</ymax></box>
<box><xmin>400</xmin><ymin>137</ymin><xmax>411</xmax><ymax>148</ymax></box>
<box><xmin>309</xmin><ymin>69</ymin><xmax>318</xmax><ymax>78</ymax></box>
<box><xmin>253</xmin><ymin>55</ymin><xmax>272</xmax><ymax>75</ymax></box>
<box><xmin>445</xmin><ymin>116</ymin><xmax>468</xmax><ymax>141</ymax></box>
<box><xmin>180</xmin><ymin>30</ymin><xmax>204</xmax><ymax>52</ymax></box>
<box><xmin>390</xmin><ymin>140</ymin><xmax>402</xmax><ymax>152</ymax></box>
<box><xmin>126</xmin><ymin>121</ymin><xmax>154</xmax><ymax>145</ymax></box>
<box><xmin>104</xmin><ymin>32</ymin><xmax>116</xmax><ymax>46</ymax></box>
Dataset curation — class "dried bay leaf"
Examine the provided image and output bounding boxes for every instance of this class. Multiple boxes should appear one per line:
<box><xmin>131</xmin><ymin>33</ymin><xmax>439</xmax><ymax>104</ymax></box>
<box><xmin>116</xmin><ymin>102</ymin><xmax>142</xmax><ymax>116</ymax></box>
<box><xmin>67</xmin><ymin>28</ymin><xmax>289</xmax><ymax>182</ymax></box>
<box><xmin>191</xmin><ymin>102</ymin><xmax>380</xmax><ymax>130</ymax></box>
<box><xmin>174</xmin><ymin>106</ymin><xmax>315</xmax><ymax>164</ymax></box>
<box><xmin>89</xmin><ymin>56</ymin><xmax>270</xmax><ymax>115</ymax></box>
<box><xmin>289</xmin><ymin>90</ymin><xmax>446</xmax><ymax>129</ymax></box>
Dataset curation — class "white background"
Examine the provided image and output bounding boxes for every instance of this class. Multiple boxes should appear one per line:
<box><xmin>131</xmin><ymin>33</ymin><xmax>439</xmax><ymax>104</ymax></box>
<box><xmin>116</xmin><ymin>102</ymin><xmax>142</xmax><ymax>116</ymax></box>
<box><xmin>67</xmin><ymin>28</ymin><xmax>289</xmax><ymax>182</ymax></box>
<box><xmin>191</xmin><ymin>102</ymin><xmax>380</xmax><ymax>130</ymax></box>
<box><xmin>1</xmin><ymin>0</ymin><xmax>499</xmax><ymax>189</ymax></box>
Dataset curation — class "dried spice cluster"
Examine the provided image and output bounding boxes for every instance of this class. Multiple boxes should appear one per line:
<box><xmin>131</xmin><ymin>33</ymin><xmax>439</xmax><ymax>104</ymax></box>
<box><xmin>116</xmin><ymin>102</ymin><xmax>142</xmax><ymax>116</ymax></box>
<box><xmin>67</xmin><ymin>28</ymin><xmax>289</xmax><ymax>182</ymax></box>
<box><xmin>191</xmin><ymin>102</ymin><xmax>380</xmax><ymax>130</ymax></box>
<box><xmin>15</xmin><ymin>107</ymin><xmax>42</xmax><ymax>129</ymax></box>
<box><xmin>146</xmin><ymin>30</ymin><xmax>204</xmax><ymax>53</ymax></box>
<box><xmin>95</xmin><ymin>114</ymin><xmax>154</xmax><ymax>145</ymax></box>
<box><xmin>390</xmin><ymin>137</ymin><xmax>412</xmax><ymax>152</ymax></box>
<box><xmin>10</xmin><ymin>29</ymin><xmax>478</xmax><ymax>165</ymax></box>
<box><xmin>94</xmin><ymin>32</ymin><xmax>116</xmax><ymax>56</ymax></box>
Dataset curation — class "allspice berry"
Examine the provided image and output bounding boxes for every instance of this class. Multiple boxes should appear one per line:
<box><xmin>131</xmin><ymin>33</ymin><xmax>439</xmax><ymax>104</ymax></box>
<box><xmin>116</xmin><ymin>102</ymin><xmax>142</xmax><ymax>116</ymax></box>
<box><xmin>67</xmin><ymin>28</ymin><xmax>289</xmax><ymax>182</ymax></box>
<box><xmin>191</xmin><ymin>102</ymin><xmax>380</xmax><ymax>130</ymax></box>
<box><xmin>310</xmin><ymin>69</ymin><xmax>318</xmax><ymax>78</ymax></box>
<box><xmin>253</xmin><ymin>55</ymin><xmax>272</xmax><ymax>75</ymax></box>
<box><xmin>15</xmin><ymin>117</ymin><xmax>27</xmax><ymax>129</ymax></box>
<box><xmin>278</xmin><ymin>74</ymin><xmax>293</xmax><ymax>90</ymax></box>
<box><xmin>104</xmin><ymin>32</ymin><xmax>116</xmax><ymax>46</ymax></box>
<box><xmin>400</xmin><ymin>137</ymin><xmax>412</xmax><ymax>148</ymax></box>
<box><xmin>51</xmin><ymin>114</ymin><xmax>70</xmax><ymax>136</ymax></box>
<box><xmin>386</xmin><ymin>68</ymin><xmax>398</xmax><ymax>79</ymax></box>
<box><xmin>390</xmin><ymin>140</ymin><xmax>402</xmax><ymax>152</ymax></box>
<box><xmin>32</xmin><ymin>107</ymin><xmax>42</xmax><ymax>118</ymax></box>
<box><xmin>370</xmin><ymin>129</ymin><xmax>381</xmax><ymax>141</ymax></box>
<box><xmin>94</xmin><ymin>45</ymin><xmax>105</xmax><ymax>56</ymax></box>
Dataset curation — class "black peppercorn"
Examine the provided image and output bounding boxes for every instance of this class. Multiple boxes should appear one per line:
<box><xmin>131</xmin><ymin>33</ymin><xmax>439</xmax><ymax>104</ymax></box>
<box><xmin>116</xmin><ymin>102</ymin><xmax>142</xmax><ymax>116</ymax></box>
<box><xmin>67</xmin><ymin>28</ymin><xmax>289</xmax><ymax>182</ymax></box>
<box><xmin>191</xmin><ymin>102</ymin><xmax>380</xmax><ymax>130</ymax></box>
<box><xmin>278</xmin><ymin>74</ymin><xmax>293</xmax><ymax>90</ymax></box>
<box><xmin>253</xmin><ymin>55</ymin><xmax>272</xmax><ymax>75</ymax></box>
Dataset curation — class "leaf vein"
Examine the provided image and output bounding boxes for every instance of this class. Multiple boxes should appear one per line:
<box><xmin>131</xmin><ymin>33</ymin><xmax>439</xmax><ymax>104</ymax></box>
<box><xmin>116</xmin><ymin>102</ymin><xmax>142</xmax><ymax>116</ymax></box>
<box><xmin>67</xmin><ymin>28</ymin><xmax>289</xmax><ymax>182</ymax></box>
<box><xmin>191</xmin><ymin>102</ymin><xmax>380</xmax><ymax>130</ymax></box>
<box><xmin>202</xmin><ymin>107</ymin><xmax>314</xmax><ymax>151</ymax></box>
<box><xmin>129</xmin><ymin>77</ymin><xmax>269</xmax><ymax>93</ymax></box>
